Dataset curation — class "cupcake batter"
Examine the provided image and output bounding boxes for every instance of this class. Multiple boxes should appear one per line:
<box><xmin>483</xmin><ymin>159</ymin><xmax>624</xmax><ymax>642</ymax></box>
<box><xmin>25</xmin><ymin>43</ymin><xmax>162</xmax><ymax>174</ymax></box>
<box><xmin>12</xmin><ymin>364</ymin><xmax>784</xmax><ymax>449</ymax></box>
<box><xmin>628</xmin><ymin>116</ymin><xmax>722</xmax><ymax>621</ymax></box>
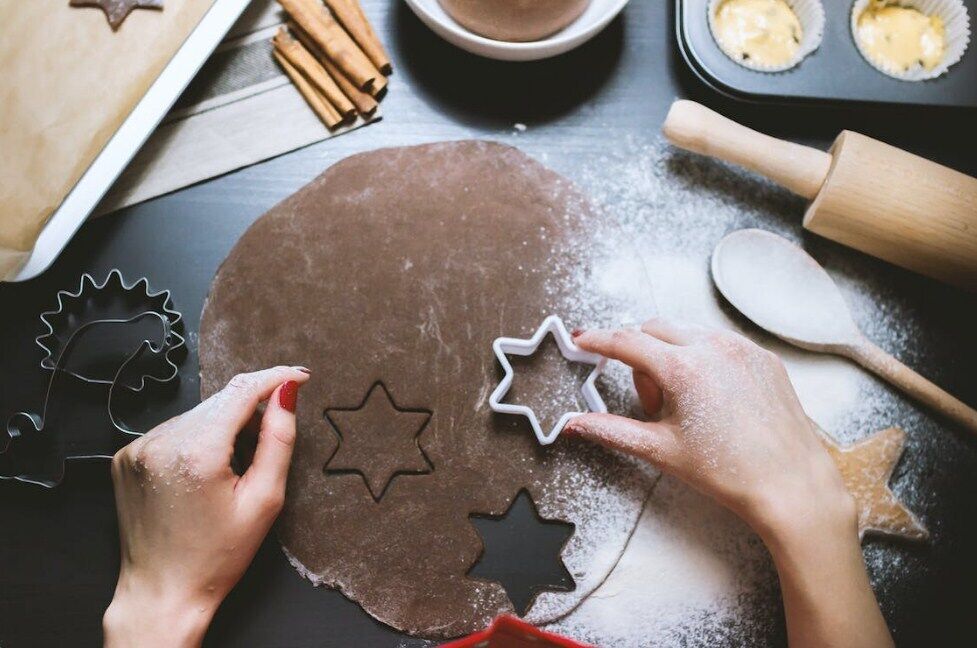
<box><xmin>712</xmin><ymin>0</ymin><xmax>803</xmax><ymax>67</ymax></box>
<box><xmin>856</xmin><ymin>1</ymin><xmax>946</xmax><ymax>72</ymax></box>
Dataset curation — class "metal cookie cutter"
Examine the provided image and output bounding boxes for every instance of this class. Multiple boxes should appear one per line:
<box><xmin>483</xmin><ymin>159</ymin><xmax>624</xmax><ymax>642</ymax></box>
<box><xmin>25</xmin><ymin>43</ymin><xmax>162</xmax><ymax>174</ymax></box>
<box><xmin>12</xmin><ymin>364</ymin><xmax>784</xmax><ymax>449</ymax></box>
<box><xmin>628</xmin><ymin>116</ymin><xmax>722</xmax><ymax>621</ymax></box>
<box><xmin>36</xmin><ymin>270</ymin><xmax>183</xmax><ymax>383</ymax></box>
<box><xmin>0</xmin><ymin>270</ymin><xmax>185</xmax><ymax>487</ymax></box>
<box><xmin>488</xmin><ymin>315</ymin><xmax>607</xmax><ymax>446</ymax></box>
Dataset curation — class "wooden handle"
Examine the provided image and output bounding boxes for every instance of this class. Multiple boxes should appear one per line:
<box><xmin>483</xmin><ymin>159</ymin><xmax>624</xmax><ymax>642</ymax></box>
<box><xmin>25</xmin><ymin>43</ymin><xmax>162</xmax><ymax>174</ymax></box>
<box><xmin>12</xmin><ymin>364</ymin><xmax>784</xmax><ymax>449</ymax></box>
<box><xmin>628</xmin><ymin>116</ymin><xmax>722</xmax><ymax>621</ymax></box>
<box><xmin>844</xmin><ymin>338</ymin><xmax>977</xmax><ymax>436</ymax></box>
<box><xmin>662</xmin><ymin>100</ymin><xmax>832</xmax><ymax>200</ymax></box>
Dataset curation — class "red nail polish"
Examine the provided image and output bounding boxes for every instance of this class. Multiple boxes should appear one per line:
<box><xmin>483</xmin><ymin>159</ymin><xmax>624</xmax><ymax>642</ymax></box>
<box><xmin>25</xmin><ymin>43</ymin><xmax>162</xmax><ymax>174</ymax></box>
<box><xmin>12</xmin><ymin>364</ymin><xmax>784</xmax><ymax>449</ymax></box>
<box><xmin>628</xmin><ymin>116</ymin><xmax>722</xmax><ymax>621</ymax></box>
<box><xmin>571</xmin><ymin>328</ymin><xmax>585</xmax><ymax>339</ymax></box>
<box><xmin>279</xmin><ymin>380</ymin><xmax>298</xmax><ymax>413</ymax></box>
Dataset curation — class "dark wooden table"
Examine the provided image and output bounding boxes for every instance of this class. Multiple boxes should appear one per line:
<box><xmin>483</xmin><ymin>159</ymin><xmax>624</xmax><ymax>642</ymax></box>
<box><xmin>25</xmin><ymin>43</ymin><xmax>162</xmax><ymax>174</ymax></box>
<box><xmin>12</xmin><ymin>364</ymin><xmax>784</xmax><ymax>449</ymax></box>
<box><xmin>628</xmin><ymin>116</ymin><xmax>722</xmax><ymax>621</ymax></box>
<box><xmin>2</xmin><ymin>1</ymin><xmax>976</xmax><ymax>646</ymax></box>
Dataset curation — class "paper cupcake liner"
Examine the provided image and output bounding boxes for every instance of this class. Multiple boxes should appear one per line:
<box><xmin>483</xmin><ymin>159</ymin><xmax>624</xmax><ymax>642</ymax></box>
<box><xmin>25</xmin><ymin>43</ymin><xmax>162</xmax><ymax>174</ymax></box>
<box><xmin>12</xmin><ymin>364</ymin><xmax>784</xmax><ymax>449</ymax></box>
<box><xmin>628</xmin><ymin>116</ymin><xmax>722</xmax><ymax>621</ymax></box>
<box><xmin>708</xmin><ymin>0</ymin><xmax>825</xmax><ymax>72</ymax></box>
<box><xmin>851</xmin><ymin>0</ymin><xmax>971</xmax><ymax>80</ymax></box>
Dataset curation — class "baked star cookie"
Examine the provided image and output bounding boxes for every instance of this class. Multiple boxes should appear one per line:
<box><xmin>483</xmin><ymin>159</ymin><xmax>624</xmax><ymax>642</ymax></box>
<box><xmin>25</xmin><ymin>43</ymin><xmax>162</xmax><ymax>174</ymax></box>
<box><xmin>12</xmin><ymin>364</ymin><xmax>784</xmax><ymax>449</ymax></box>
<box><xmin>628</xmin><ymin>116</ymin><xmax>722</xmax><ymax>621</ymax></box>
<box><xmin>818</xmin><ymin>425</ymin><xmax>928</xmax><ymax>542</ymax></box>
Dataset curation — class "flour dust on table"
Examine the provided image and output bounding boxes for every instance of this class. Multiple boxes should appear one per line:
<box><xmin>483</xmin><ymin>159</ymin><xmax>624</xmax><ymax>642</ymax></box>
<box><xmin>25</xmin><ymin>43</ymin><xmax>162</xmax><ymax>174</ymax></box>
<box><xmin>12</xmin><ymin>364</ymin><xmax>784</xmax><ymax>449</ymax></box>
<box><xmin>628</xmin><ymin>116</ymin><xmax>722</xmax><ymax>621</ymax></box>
<box><xmin>198</xmin><ymin>141</ymin><xmax>658</xmax><ymax>638</ymax></box>
<box><xmin>541</xmin><ymin>136</ymin><xmax>946</xmax><ymax>646</ymax></box>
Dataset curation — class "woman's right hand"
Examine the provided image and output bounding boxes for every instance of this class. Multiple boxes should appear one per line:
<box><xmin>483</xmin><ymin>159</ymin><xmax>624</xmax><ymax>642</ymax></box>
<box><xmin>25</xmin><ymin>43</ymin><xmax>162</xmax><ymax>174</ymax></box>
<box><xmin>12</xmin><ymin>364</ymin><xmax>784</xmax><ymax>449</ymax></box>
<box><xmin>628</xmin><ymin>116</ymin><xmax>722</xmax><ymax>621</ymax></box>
<box><xmin>566</xmin><ymin>318</ymin><xmax>854</xmax><ymax>547</ymax></box>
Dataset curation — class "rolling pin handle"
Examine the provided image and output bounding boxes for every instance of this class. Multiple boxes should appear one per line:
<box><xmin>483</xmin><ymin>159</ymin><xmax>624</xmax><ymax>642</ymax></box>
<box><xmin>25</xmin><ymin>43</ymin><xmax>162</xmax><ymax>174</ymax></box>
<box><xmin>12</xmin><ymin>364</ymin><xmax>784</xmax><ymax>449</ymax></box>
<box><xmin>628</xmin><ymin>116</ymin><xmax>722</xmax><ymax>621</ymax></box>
<box><xmin>662</xmin><ymin>100</ymin><xmax>832</xmax><ymax>200</ymax></box>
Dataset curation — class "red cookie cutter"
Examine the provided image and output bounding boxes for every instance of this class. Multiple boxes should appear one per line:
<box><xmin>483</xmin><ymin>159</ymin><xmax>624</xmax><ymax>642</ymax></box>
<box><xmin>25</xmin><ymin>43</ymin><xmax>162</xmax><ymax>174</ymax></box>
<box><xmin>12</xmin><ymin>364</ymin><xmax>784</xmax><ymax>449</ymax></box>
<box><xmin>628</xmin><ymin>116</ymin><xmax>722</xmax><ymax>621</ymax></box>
<box><xmin>441</xmin><ymin>615</ymin><xmax>593</xmax><ymax>648</ymax></box>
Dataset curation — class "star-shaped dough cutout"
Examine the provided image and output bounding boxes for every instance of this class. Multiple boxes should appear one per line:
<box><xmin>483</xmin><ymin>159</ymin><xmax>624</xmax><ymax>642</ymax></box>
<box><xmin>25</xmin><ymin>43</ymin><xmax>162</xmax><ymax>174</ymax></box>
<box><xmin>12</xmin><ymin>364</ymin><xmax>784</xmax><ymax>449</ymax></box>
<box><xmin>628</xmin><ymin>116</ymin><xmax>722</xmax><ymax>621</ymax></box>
<box><xmin>489</xmin><ymin>315</ymin><xmax>606</xmax><ymax>446</ymax></box>
<box><xmin>503</xmin><ymin>334</ymin><xmax>594</xmax><ymax>433</ymax></box>
<box><xmin>467</xmin><ymin>490</ymin><xmax>575</xmax><ymax>615</ymax></box>
<box><xmin>70</xmin><ymin>0</ymin><xmax>163</xmax><ymax>29</ymax></box>
<box><xmin>817</xmin><ymin>425</ymin><xmax>928</xmax><ymax>542</ymax></box>
<box><xmin>324</xmin><ymin>382</ymin><xmax>432</xmax><ymax>501</ymax></box>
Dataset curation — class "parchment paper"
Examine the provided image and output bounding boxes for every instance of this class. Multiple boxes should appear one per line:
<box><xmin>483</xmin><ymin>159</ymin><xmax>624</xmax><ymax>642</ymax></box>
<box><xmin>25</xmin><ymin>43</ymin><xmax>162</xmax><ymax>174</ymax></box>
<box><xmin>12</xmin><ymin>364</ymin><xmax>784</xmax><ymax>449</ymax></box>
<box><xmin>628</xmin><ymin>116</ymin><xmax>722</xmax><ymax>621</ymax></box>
<box><xmin>0</xmin><ymin>0</ymin><xmax>217</xmax><ymax>279</ymax></box>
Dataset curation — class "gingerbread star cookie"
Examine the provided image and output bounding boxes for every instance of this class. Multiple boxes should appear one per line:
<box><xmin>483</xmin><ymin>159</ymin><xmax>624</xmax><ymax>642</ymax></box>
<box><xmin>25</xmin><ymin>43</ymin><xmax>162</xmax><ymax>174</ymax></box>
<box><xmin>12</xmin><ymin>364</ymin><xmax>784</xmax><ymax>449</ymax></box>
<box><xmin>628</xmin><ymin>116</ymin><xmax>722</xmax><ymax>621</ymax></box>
<box><xmin>70</xmin><ymin>0</ymin><xmax>163</xmax><ymax>29</ymax></box>
<box><xmin>818</xmin><ymin>425</ymin><xmax>928</xmax><ymax>542</ymax></box>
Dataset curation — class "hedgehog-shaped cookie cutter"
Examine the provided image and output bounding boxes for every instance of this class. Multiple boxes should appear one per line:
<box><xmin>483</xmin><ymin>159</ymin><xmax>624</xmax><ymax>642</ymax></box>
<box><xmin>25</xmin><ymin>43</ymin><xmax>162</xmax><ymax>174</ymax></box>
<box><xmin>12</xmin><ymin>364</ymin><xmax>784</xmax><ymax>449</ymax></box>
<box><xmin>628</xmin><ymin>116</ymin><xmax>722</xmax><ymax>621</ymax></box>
<box><xmin>0</xmin><ymin>270</ymin><xmax>185</xmax><ymax>487</ymax></box>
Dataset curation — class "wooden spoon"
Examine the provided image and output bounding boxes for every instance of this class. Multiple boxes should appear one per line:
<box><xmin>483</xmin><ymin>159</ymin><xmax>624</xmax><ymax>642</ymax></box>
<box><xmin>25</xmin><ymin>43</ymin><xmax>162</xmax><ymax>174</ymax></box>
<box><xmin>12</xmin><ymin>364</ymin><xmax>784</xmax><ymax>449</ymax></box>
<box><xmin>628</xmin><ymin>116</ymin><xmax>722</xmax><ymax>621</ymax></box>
<box><xmin>711</xmin><ymin>229</ymin><xmax>977</xmax><ymax>436</ymax></box>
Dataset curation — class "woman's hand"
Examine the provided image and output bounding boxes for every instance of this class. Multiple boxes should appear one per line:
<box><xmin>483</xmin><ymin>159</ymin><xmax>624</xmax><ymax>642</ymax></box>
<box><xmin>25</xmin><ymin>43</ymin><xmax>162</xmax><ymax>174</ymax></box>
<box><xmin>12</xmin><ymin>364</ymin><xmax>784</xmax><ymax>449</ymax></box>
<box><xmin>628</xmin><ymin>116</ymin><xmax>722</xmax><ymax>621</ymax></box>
<box><xmin>566</xmin><ymin>320</ymin><xmax>893</xmax><ymax>648</ymax></box>
<box><xmin>103</xmin><ymin>366</ymin><xmax>309</xmax><ymax>648</ymax></box>
<box><xmin>567</xmin><ymin>319</ymin><xmax>851</xmax><ymax>539</ymax></box>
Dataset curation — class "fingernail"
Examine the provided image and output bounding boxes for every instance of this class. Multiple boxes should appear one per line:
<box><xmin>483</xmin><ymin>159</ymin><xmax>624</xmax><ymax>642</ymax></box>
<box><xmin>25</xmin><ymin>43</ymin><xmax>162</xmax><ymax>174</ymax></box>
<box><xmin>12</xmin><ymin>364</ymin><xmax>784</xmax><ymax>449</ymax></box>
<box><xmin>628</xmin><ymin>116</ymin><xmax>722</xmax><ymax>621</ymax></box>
<box><xmin>563</xmin><ymin>422</ymin><xmax>581</xmax><ymax>436</ymax></box>
<box><xmin>293</xmin><ymin>366</ymin><xmax>311</xmax><ymax>374</ymax></box>
<box><xmin>571</xmin><ymin>328</ymin><xmax>585</xmax><ymax>339</ymax></box>
<box><xmin>279</xmin><ymin>380</ymin><xmax>299</xmax><ymax>412</ymax></box>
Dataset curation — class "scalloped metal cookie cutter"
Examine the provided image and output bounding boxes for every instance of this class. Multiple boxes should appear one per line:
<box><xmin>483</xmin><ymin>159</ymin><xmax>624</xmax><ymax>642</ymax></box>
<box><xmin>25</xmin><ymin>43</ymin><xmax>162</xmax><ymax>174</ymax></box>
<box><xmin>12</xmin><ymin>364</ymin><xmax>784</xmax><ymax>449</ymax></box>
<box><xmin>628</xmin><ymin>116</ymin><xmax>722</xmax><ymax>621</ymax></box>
<box><xmin>488</xmin><ymin>315</ymin><xmax>607</xmax><ymax>446</ymax></box>
<box><xmin>0</xmin><ymin>270</ymin><xmax>185</xmax><ymax>487</ymax></box>
<box><xmin>37</xmin><ymin>270</ymin><xmax>183</xmax><ymax>383</ymax></box>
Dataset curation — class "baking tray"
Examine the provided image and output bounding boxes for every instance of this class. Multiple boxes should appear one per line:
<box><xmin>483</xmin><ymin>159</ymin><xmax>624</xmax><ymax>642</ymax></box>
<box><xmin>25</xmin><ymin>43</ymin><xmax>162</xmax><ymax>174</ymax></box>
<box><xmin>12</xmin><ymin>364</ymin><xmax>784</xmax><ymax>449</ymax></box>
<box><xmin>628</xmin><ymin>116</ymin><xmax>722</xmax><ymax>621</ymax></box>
<box><xmin>9</xmin><ymin>0</ymin><xmax>253</xmax><ymax>283</ymax></box>
<box><xmin>676</xmin><ymin>0</ymin><xmax>977</xmax><ymax>107</ymax></box>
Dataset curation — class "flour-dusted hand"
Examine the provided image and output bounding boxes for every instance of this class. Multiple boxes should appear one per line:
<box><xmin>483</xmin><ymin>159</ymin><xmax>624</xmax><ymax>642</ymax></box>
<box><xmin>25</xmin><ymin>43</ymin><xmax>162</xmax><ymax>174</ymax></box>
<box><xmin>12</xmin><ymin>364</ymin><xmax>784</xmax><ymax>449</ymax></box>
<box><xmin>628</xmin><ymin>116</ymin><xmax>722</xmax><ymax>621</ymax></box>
<box><xmin>566</xmin><ymin>318</ymin><xmax>850</xmax><ymax>537</ymax></box>
<box><xmin>103</xmin><ymin>366</ymin><xmax>309</xmax><ymax>648</ymax></box>
<box><xmin>566</xmin><ymin>319</ymin><xmax>894</xmax><ymax>648</ymax></box>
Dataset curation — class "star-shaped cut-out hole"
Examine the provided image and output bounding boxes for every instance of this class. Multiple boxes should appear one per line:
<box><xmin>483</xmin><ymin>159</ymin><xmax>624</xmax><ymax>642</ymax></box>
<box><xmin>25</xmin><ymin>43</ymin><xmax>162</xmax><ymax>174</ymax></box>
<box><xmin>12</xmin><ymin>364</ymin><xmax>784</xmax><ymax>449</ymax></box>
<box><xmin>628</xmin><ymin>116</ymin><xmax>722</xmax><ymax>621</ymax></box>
<box><xmin>324</xmin><ymin>382</ymin><xmax>432</xmax><ymax>501</ymax></box>
<box><xmin>502</xmin><ymin>334</ymin><xmax>595</xmax><ymax>435</ymax></box>
<box><xmin>467</xmin><ymin>490</ymin><xmax>575</xmax><ymax>615</ymax></box>
<box><xmin>70</xmin><ymin>0</ymin><xmax>163</xmax><ymax>29</ymax></box>
<box><xmin>818</xmin><ymin>425</ymin><xmax>928</xmax><ymax>542</ymax></box>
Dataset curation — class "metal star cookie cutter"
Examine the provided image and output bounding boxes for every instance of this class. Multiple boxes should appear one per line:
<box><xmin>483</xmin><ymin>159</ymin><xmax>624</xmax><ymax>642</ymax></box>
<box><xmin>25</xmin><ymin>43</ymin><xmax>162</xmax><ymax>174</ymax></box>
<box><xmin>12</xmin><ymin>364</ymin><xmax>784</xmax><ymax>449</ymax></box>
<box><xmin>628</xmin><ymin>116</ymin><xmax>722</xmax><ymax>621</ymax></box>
<box><xmin>1</xmin><ymin>270</ymin><xmax>185</xmax><ymax>487</ymax></box>
<box><xmin>488</xmin><ymin>315</ymin><xmax>607</xmax><ymax>446</ymax></box>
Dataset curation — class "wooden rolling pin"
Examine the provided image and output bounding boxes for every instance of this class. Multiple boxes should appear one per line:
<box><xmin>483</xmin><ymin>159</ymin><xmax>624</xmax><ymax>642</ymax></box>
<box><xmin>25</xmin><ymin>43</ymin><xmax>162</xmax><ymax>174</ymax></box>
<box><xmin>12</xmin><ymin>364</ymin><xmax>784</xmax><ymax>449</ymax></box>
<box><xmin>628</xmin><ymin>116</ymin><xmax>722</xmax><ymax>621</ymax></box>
<box><xmin>662</xmin><ymin>100</ymin><xmax>977</xmax><ymax>289</ymax></box>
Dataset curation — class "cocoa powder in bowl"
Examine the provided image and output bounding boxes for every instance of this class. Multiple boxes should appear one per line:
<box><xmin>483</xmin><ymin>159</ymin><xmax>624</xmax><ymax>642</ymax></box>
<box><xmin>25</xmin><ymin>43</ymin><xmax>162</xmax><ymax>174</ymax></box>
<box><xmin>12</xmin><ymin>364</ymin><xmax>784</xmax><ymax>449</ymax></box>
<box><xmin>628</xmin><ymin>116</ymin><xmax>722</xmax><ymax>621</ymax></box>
<box><xmin>439</xmin><ymin>0</ymin><xmax>591</xmax><ymax>41</ymax></box>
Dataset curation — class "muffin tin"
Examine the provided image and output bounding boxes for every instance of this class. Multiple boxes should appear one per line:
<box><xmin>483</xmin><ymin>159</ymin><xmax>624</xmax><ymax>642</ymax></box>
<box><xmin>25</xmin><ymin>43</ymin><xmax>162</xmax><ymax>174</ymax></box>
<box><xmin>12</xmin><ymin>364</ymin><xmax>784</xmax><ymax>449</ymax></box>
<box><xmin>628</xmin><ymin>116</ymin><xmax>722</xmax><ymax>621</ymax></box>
<box><xmin>676</xmin><ymin>0</ymin><xmax>977</xmax><ymax>107</ymax></box>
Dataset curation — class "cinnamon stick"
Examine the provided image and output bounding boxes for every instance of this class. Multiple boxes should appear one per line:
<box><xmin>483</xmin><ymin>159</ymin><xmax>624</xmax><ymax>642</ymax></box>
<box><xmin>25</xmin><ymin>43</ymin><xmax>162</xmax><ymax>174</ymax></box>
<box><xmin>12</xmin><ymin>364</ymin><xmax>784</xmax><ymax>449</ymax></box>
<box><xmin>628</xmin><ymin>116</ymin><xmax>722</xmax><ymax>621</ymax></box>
<box><xmin>273</xmin><ymin>50</ymin><xmax>343</xmax><ymax>128</ymax></box>
<box><xmin>314</xmin><ymin>3</ymin><xmax>387</xmax><ymax>95</ymax></box>
<box><xmin>323</xmin><ymin>0</ymin><xmax>391</xmax><ymax>74</ymax></box>
<box><xmin>277</xmin><ymin>0</ymin><xmax>382</xmax><ymax>91</ymax></box>
<box><xmin>364</xmin><ymin>58</ymin><xmax>387</xmax><ymax>97</ymax></box>
<box><xmin>289</xmin><ymin>21</ymin><xmax>378</xmax><ymax>116</ymax></box>
<box><xmin>273</xmin><ymin>27</ymin><xmax>356</xmax><ymax>119</ymax></box>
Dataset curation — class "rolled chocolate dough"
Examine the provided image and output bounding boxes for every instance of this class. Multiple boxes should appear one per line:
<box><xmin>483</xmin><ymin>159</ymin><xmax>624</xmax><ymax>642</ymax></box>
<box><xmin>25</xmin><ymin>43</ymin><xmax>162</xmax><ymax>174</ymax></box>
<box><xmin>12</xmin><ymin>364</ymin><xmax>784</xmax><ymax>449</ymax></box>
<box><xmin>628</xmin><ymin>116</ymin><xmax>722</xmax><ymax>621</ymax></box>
<box><xmin>198</xmin><ymin>141</ymin><xmax>657</xmax><ymax>638</ymax></box>
<box><xmin>438</xmin><ymin>0</ymin><xmax>590</xmax><ymax>42</ymax></box>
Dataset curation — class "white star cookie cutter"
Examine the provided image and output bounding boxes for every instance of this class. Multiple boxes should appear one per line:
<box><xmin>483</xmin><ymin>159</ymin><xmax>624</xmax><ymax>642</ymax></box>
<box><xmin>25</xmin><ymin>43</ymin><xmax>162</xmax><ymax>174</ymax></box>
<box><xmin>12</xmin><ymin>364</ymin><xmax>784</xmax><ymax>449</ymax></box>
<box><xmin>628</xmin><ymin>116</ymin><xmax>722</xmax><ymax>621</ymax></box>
<box><xmin>488</xmin><ymin>315</ymin><xmax>607</xmax><ymax>446</ymax></box>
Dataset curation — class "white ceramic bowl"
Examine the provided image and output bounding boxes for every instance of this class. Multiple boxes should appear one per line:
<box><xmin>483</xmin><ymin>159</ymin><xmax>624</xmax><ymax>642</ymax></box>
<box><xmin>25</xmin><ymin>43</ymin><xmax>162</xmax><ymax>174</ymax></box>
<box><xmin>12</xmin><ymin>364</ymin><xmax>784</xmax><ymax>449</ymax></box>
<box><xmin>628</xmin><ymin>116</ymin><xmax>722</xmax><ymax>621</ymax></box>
<box><xmin>403</xmin><ymin>0</ymin><xmax>631</xmax><ymax>61</ymax></box>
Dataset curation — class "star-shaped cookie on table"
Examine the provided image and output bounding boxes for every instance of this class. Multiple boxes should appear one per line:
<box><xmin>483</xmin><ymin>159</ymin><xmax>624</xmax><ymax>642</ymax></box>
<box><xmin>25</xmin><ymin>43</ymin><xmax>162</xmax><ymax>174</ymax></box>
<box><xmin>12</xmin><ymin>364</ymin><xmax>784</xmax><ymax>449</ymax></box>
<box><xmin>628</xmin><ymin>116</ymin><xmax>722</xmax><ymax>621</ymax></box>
<box><xmin>70</xmin><ymin>0</ymin><xmax>163</xmax><ymax>29</ymax></box>
<box><xmin>817</xmin><ymin>425</ymin><xmax>928</xmax><ymax>542</ymax></box>
<box><xmin>467</xmin><ymin>490</ymin><xmax>575</xmax><ymax>615</ymax></box>
<box><xmin>324</xmin><ymin>382</ymin><xmax>432</xmax><ymax>501</ymax></box>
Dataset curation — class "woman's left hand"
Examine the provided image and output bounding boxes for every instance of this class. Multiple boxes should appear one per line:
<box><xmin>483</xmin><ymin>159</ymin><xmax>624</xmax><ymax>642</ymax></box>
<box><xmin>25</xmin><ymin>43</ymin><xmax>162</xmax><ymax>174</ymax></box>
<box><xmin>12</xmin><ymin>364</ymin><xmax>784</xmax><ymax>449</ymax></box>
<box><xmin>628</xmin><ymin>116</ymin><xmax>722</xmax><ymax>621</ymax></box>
<box><xmin>103</xmin><ymin>366</ymin><xmax>309</xmax><ymax>648</ymax></box>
